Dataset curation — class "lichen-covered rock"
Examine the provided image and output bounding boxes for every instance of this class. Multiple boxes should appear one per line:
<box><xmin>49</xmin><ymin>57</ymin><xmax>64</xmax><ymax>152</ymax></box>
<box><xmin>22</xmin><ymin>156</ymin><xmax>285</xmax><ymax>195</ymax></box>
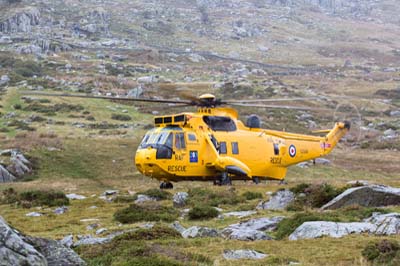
<box><xmin>257</xmin><ymin>190</ymin><xmax>294</xmax><ymax>210</ymax></box>
<box><xmin>134</xmin><ymin>194</ymin><xmax>156</xmax><ymax>204</ymax></box>
<box><xmin>173</xmin><ymin>192</ymin><xmax>189</xmax><ymax>207</ymax></box>
<box><xmin>225</xmin><ymin>229</ymin><xmax>272</xmax><ymax>241</ymax></box>
<box><xmin>321</xmin><ymin>185</ymin><xmax>400</xmax><ymax>210</ymax></box>
<box><xmin>289</xmin><ymin>221</ymin><xmax>376</xmax><ymax>240</ymax></box>
<box><xmin>0</xmin><ymin>164</ymin><xmax>16</xmax><ymax>183</ymax></box>
<box><xmin>0</xmin><ymin>216</ymin><xmax>47</xmax><ymax>265</ymax></box>
<box><xmin>223</xmin><ymin>249</ymin><xmax>267</xmax><ymax>260</ymax></box>
<box><xmin>181</xmin><ymin>226</ymin><xmax>218</xmax><ymax>238</ymax></box>
<box><xmin>0</xmin><ymin>7</ymin><xmax>40</xmax><ymax>33</ymax></box>
<box><xmin>365</xmin><ymin>212</ymin><xmax>400</xmax><ymax>235</ymax></box>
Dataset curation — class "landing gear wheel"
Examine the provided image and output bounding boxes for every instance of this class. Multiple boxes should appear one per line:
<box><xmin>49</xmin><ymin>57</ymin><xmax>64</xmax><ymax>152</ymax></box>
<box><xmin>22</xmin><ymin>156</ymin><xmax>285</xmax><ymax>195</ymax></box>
<box><xmin>220</xmin><ymin>172</ymin><xmax>232</xmax><ymax>186</ymax></box>
<box><xmin>253</xmin><ymin>177</ymin><xmax>260</xmax><ymax>184</ymax></box>
<box><xmin>160</xmin><ymin>182</ymin><xmax>173</xmax><ymax>189</ymax></box>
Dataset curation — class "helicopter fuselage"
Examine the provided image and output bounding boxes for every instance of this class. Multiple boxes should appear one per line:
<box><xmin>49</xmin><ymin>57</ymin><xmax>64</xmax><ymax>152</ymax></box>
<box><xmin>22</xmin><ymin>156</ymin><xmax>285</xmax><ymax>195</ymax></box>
<box><xmin>134</xmin><ymin>107</ymin><xmax>350</xmax><ymax>183</ymax></box>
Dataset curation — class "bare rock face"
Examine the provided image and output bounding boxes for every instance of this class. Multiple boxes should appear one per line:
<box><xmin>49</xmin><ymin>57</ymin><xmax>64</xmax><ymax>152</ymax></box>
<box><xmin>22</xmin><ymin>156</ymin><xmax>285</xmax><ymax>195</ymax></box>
<box><xmin>288</xmin><ymin>221</ymin><xmax>376</xmax><ymax>240</ymax></box>
<box><xmin>0</xmin><ymin>164</ymin><xmax>16</xmax><ymax>182</ymax></box>
<box><xmin>257</xmin><ymin>189</ymin><xmax>294</xmax><ymax>210</ymax></box>
<box><xmin>365</xmin><ymin>213</ymin><xmax>400</xmax><ymax>235</ymax></box>
<box><xmin>0</xmin><ymin>216</ymin><xmax>47</xmax><ymax>265</ymax></box>
<box><xmin>223</xmin><ymin>249</ymin><xmax>267</xmax><ymax>260</ymax></box>
<box><xmin>321</xmin><ymin>185</ymin><xmax>400</xmax><ymax>210</ymax></box>
<box><xmin>181</xmin><ymin>226</ymin><xmax>218</xmax><ymax>238</ymax></box>
<box><xmin>0</xmin><ymin>7</ymin><xmax>40</xmax><ymax>33</ymax></box>
<box><xmin>0</xmin><ymin>216</ymin><xmax>86</xmax><ymax>265</ymax></box>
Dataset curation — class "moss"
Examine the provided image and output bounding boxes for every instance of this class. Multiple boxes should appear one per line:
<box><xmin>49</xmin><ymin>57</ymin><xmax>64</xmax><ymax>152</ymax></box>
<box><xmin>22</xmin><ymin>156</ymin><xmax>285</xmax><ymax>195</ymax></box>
<box><xmin>114</xmin><ymin>204</ymin><xmax>178</xmax><ymax>223</ymax></box>
<box><xmin>362</xmin><ymin>240</ymin><xmax>400</xmax><ymax>265</ymax></box>
<box><xmin>242</xmin><ymin>191</ymin><xmax>263</xmax><ymax>200</ymax></box>
<box><xmin>0</xmin><ymin>189</ymin><xmax>69</xmax><ymax>208</ymax></box>
<box><xmin>188</xmin><ymin>205</ymin><xmax>219</xmax><ymax>220</ymax></box>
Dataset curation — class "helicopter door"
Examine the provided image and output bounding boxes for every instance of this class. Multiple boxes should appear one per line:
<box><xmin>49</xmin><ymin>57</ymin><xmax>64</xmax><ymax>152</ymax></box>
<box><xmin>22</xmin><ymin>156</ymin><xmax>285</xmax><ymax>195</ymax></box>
<box><xmin>170</xmin><ymin>132</ymin><xmax>187</xmax><ymax>174</ymax></box>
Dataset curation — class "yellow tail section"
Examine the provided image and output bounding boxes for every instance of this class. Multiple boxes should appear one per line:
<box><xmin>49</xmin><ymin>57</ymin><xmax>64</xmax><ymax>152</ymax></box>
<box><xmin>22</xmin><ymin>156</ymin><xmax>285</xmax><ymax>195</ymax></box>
<box><xmin>321</xmin><ymin>121</ymin><xmax>351</xmax><ymax>155</ymax></box>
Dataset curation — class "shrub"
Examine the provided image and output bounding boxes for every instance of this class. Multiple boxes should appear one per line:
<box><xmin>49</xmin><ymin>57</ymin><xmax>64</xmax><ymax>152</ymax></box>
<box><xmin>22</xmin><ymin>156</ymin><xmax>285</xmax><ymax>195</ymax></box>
<box><xmin>24</xmin><ymin>103</ymin><xmax>84</xmax><ymax>115</ymax></box>
<box><xmin>111</xmin><ymin>113</ymin><xmax>132</xmax><ymax>121</ymax></box>
<box><xmin>188</xmin><ymin>188</ymin><xmax>243</xmax><ymax>207</ymax></box>
<box><xmin>362</xmin><ymin>240</ymin><xmax>400</xmax><ymax>265</ymax></box>
<box><xmin>242</xmin><ymin>191</ymin><xmax>263</xmax><ymax>200</ymax></box>
<box><xmin>7</xmin><ymin>120</ymin><xmax>36</xmax><ymax>131</ymax></box>
<box><xmin>114</xmin><ymin>195</ymin><xmax>137</xmax><ymax>203</ymax></box>
<box><xmin>13</xmin><ymin>104</ymin><xmax>22</xmax><ymax>110</ymax></box>
<box><xmin>114</xmin><ymin>204</ymin><xmax>178</xmax><ymax>223</ymax></box>
<box><xmin>114</xmin><ymin>225</ymin><xmax>181</xmax><ymax>242</ymax></box>
<box><xmin>18</xmin><ymin>190</ymin><xmax>69</xmax><ymax>208</ymax></box>
<box><xmin>188</xmin><ymin>205</ymin><xmax>219</xmax><ymax>220</ymax></box>
<box><xmin>14</xmin><ymin>60</ymin><xmax>42</xmax><ymax>77</ymax></box>
<box><xmin>140</xmin><ymin>188</ymin><xmax>172</xmax><ymax>200</ymax></box>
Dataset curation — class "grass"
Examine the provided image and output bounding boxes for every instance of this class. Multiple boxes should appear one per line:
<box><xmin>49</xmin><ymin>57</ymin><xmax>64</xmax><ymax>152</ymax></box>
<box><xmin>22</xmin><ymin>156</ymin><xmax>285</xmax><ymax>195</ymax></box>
<box><xmin>188</xmin><ymin>205</ymin><xmax>219</xmax><ymax>220</ymax></box>
<box><xmin>114</xmin><ymin>204</ymin><xmax>179</xmax><ymax>223</ymax></box>
<box><xmin>0</xmin><ymin>188</ymin><xmax>69</xmax><ymax>208</ymax></box>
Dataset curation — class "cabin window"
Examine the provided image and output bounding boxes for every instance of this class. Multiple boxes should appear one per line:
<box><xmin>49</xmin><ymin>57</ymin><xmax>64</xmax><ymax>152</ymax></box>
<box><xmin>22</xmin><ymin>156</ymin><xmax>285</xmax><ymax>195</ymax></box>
<box><xmin>188</xmin><ymin>133</ymin><xmax>197</xmax><ymax>141</ymax></box>
<box><xmin>203</xmin><ymin>116</ymin><xmax>237</xmax><ymax>131</ymax></box>
<box><xmin>175</xmin><ymin>132</ymin><xmax>186</xmax><ymax>149</ymax></box>
<box><xmin>165</xmin><ymin>133</ymin><xmax>173</xmax><ymax>148</ymax></box>
<box><xmin>232</xmin><ymin>142</ymin><xmax>239</xmax><ymax>154</ymax></box>
<box><xmin>140</xmin><ymin>134</ymin><xmax>150</xmax><ymax>148</ymax></box>
<box><xmin>274</xmin><ymin>143</ymin><xmax>279</xmax><ymax>155</ymax></box>
<box><xmin>219</xmin><ymin>142</ymin><xmax>227</xmax><ymax>154</ymax></box>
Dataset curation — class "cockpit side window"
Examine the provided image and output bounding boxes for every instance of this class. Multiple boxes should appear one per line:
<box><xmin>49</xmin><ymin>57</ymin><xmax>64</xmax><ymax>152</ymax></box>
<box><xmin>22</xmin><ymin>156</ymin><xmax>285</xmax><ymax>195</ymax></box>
<box><xmin>175</xmin><ymin>132</ymin><xmax>186</xmax><ymax>149</ymax></box>
<box><xmin>140</xmin><ymin>134</ymin><xmax>150</xmax><ymax>148</ymax></box>
<box><xmin>165</xmin><ymin>132</ymin><xmax>173</xmax><ymax>148</ymax></box>
<box><xmin>203</xmin><ymin>116</ymin><xmax>237</xmax><ymax>131</ymax></box>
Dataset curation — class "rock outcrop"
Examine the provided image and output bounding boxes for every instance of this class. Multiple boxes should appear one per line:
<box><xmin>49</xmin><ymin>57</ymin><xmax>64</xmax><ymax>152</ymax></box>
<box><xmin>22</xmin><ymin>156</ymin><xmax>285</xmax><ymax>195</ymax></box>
<box><xmin>289</xmin><ymin>221</ymin><xmax>376</xmax><ymax>240</ymax></box>
<box><xmin>365</xmin><ymin>213</ymin><xmax>400</xmax><ymax>235</ymax></box>
<box><xmin>257</xmin><ymin>189</ymin><xmax>294</xmax><ymax>210</ymax></box>
<box><xmin>321</xmin><ymin>185</ymin><xmax>400</xmax><ymax>210</ymax></box>
<box><xmin>223</xmin><ymin>249</ymin><xmax>267</xmax><ymax>260</ymax></box>
<box><xmin>181</xmin><ymin>226</ymin><xmax>218</xmax><ymax>238</ymax></box>
<box><xmin>0</xmin><ymin>7</ymin><xmax>40</xmax><ymax>33</ymax></box>
<box><xmin>173</xmin><ymin>192</ymin><xmax>188</xmax><ymax>207</ymax></box>
<box><xmin>0</xmin><ymin>216</ymin><xmax>85</xmax><ymax>266</ymax></box>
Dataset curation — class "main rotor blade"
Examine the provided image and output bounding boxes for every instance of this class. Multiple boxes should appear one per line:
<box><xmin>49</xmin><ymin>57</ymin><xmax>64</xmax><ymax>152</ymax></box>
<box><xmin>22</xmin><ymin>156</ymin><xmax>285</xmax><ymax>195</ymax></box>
<box><xmin>20</xmin><ymin>91</ymin><xmax>193</xmax><ymax>105</ymax></box>
<box><xmin>230</xmin><ymin>102</ymin><xmax>328</xmax><ymax>111</ymax></box>
<box><xmin>225</xmin><ymin>97</ymin><xmax>321</xmax><ymax>103</ymax></box>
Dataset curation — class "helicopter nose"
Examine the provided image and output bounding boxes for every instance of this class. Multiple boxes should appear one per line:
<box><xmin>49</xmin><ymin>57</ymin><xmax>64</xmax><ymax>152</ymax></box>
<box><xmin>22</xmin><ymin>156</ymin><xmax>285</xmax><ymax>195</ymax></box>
<box><xmin>135</xmin><ymin>147</ymin><xmax>156</xmax><ymax>174</ymax></box>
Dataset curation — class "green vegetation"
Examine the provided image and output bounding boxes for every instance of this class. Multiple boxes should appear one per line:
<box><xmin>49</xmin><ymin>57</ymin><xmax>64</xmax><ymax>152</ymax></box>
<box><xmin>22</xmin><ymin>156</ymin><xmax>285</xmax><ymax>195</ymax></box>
<box><xmin>77</xmin><ymin>225</ymin><xmax>211</xmax><ymax>266</ymax></box>
<box><xmin>362</xmin><ymin>240</ymin><xmax>400</xmax><ymax>265</ymax></box>
<box><xmin>140</xmin><ymin>188</ymin><xmax>172</xmax><ymax>200</ymax></box>
<box><xmin>188</xmin><ymin>205</ymin><xmax>219</xmax><ymax>220</ymax></box>
<box><xmin>287</xmin><ymin>183</ymin><xmax>347</xmax><ymax>211</ymax></box>
<box><xmin>0</xmin><ymin>188</ymin><xmax>69</xmax><ymax>208</ymax></box>
<box><xmin>24</xmin><ymin>103</ymin><xmax>85</xmax><ymax>116</ymax></box>
<box><xmin>187</xmin><ymin>188</ymin><xmax>244</xmax><ymax>207</ymax></box>
<box><xmin>242</xmin><ymin>191</ymin><xmax>263</xmax><ymax>200</ymax></box>
<box><xmin>114</xmin><ymin>204</ymin><xmax>179</xmax><ymax>223</ymax></box>
<box><xmin>111</xmin><ymin>113</ymin><xmax>132</xmax><ymax>121</ymax></box>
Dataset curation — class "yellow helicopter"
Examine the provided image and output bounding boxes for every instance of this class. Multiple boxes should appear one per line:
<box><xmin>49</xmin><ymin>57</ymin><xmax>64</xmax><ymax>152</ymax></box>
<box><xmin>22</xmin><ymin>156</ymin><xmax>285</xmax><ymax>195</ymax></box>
<box><xmin>24</xmin><ymin>91</ymin><xmax>350</xmax><ymax>189</ymax></box>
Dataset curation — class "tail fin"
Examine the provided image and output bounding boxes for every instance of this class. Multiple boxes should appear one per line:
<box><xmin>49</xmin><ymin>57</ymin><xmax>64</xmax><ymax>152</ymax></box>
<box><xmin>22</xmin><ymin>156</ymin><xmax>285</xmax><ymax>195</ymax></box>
<box><xmin>322</xmin><ymin>121</ymin><xmax>351</xmax><ymax>154</ymax></box>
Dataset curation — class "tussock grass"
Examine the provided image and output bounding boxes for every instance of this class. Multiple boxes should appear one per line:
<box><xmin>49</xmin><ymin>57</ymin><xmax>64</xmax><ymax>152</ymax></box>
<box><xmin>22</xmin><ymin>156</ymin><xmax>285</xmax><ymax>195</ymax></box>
<box><xmin>114</xmin><ymin>203</ymin><xmax>179</xmax><ymax>223</ymax></box>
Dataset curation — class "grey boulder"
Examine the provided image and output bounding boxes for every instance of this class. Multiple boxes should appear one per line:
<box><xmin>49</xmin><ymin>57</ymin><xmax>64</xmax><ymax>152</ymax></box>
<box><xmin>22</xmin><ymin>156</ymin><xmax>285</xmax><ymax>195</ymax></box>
<box><xmin>181</xmin><ymin>226</ymin><xmax>218</xmax><ymax>238</ymax></box>
<box><xmin>289</xmin><ymin>221</ymin><xmax>376</xmax><ymax>240</ymax></box>
<box><xmin>173</xmin><ymin>192</ymin><xmax>189</xmax><ymax>207</ymax></box>
<box><xmin>0</xmin><ymin>216</ymin><xmax>47</xmax><ymax>266</ymax></box>
<box><xmin>134</xmin><ymin>194</ymin><xmax>156</xmax><ymax>204</ymax></box>
<box><xmin>321</xmin><ymin>185</ymin><xmax>400</xmax><ymax>210</ymax></box>
<box><xmin>365</xmin><ymin>212</ymin><xmax>400</xmax><ymax>235</ymax></box>
<box><xmin>257</xmin><ymin>189</ymin><xmax>294</xmax><ymax>210</ymax></box>
<box><xmin>223</xmin><ymin>249</ymin><xmax>267</xmax><ymax>260</ymax></box>
<box><xmin>225</xmin><ymin>229</ymin><xmax>271</xmax><ymax>241</ymax></box>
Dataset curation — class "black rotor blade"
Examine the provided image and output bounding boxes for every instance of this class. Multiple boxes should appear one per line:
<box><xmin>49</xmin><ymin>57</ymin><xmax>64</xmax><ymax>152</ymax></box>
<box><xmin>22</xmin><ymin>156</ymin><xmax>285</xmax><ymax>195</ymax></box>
<box><xmin>230</xmin><ymin>102</ymin><xmax>329</xmax><ymax>111</ymax></box>
<box><xmin>20</xmin><ymin>91</ymin><xmax>193</xmax><ymax>105</ymax></box>
<box><xmin>225</xmin><ymin>97</ymin><xmax>321</xmax><ymax>103</ymax></box>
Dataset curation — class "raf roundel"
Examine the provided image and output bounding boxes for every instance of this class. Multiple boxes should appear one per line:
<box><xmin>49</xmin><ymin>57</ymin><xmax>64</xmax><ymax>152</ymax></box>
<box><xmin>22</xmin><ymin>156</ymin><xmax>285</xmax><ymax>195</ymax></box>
<box><xmin>289</xmin><ymin>145</ymin><xmax>296</xmax><ymax>157</ymax></box>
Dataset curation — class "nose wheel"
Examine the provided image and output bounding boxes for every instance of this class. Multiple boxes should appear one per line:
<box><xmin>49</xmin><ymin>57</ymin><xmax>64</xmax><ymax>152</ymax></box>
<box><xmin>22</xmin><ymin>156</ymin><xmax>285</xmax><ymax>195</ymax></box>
<box><xmin>213</xmin><ymin>172</ymin><xmax>232</xmax><ymax>186</ymax></box>
<box><xmin>160</xmin><ymin>181</ymin><xmax>173</xmax><ymax>189</ymax></box>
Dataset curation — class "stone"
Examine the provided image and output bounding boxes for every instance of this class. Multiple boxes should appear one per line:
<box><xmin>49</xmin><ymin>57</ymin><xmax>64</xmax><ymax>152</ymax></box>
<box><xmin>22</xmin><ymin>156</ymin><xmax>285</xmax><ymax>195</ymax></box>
<box><xmin>225</xmin><ymin>229</ymin><xmax>272</xmax><ymax>241</ymax></box>
<box><xmin>127</xmin><ymin>87</ymin><xmax>143</xmax><ymax>98</ymax></box>
<box><xmin>288</xmin><ymin>221</ymin><xmax>376</xmax><ymax>240</ymax></box>
<box><xmin>5</xmin><ymin>150</ymin><xmax>32</xmax><ymax>178</ymax></box>
<box><xmin>315</xmin><ymin>158</ymin><xmax>331</xmax><ymax>165</ymax></box>
<box><xmin>188</xmin><ymin>53</ymin><xmax>205</xmax><ymax>63</ymax></box>
<box><xmin>365</xmin><ymin>213</ymin><xmax>400</xmax><ymax>235</ymax></box>
<box><xmin>86</xmin><ymin>224</ymin><xmax>99</xmax><ymax>231</ymax></box>
<box><xmin>0</xmin><ymin>164</ymin><xmax>16</xmax><ymax>183</ymax></box>
<box><xmin>0</xmin><ymin>7</ymin><xmax>41</xmax><ymax>33</ymax></box>
<box><xmin>66</xmin><ymin>193</ymin><xmax>87</xmax><ymax>200</ymax></box>
<box><xmin>390</xmin><ymin>110</ymin><xmax>400</xmax><ymax>117</ymax></box>
<box><xmin>53</xmin><ymin>206</ymin><xmax>68</xmax><ymax>215</ymax></box>
<box><xmin>137</xmin><ymin>75</ymin><xmax>157</xmax><ymax>84</ymax></box>
<box><xmin>0</xmin><ymin>216</ymin><xmax>47</xmax><ymax>266</ymax></box>
<box><xmin>256</xmin><ymin>189</ymin><xmax>294</xmax><ymax>210</ymax></box>
<box><xmin>60</xmin><ymin>235</ymin><xmax>74</xmax><ymax>248</ymax></box>
<box><xmin>26</xmin><ymin>212</ymin><xmax>42</xmax><ymax>217</ymax></box>
<box><xmin>170</xmin><ymin>221</ymin><xmax>186</xmax><ymax>234</ymax></box>
<box><xmin>181</xmin><ymin>226</ymin><xmax>218</xmax><ymax>238</ymax></box>
<box><xmin>321</xmin><ymin>185</ymin><xmax>400</xmax><ymax>210</ymax></box>
<box><xmin>73</xmin><ymin>236</ymin><xmax>110</xmax><ymax>247</ymax></box>
<box><xmin>134</xmin><ymin>194</ymin><xmax>156</xmax><ymax>204</ymax></box>
<box><xmin>346</xmin><ymin>180</ymin><xmax>369</xmax><ymax>186</ymax></box>
<box><xmin>95</xmin><ymin>228</ymin><xmax>108</xmax><ymax>235</ymax></box>
<box><xmin>222</xmin><ymin>211</ymin><xmax>257</xmax><ymax>218</ymax></box>
<box><xmin>25</xmin><ymin>236</ymin><xmax>86</xmax><ymax>266</ymax></box>
<box><xmin>173</xmin><ymin>192</ymin><xmax>189</xmax><ymax>207</ymax></box>
<box><xmin>102</xmin><ymin>190</ymin><xmax>119</xmax><ymax>196</ymax></box>
<box><xmin>0</xmin><ymin>75</ymin><xmax>10</xmax><ymax>86</ymax></box>
<box><xmin>223</xmin><ymin>217</ymin><xmax>284</xmax><ymax>232</ymax></box>
<box><xmin>0</xmin><ymin>36</ymin><xmax>12</xmax><ymax>44</ymax></box>
<box><xmin>223</xmin><ymin>249</ymin><xmax>267</xmax><ymax>260</ymax></box>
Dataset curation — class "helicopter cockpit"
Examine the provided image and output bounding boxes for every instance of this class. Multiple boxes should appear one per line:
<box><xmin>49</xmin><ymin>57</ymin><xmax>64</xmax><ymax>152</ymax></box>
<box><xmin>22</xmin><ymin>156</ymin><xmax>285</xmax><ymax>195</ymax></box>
<box><xmin>139</xmin><ymin>128</ymin><xmax>187</xmax><ymax>160</ymax></box>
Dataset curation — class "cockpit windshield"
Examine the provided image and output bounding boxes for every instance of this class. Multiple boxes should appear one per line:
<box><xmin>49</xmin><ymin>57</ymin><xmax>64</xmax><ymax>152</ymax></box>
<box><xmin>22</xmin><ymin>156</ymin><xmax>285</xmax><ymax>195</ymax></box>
<box><xmin>140</xmin><ymin>131</ymin><xmax>173</xmax><ymax>148</ymax></box>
